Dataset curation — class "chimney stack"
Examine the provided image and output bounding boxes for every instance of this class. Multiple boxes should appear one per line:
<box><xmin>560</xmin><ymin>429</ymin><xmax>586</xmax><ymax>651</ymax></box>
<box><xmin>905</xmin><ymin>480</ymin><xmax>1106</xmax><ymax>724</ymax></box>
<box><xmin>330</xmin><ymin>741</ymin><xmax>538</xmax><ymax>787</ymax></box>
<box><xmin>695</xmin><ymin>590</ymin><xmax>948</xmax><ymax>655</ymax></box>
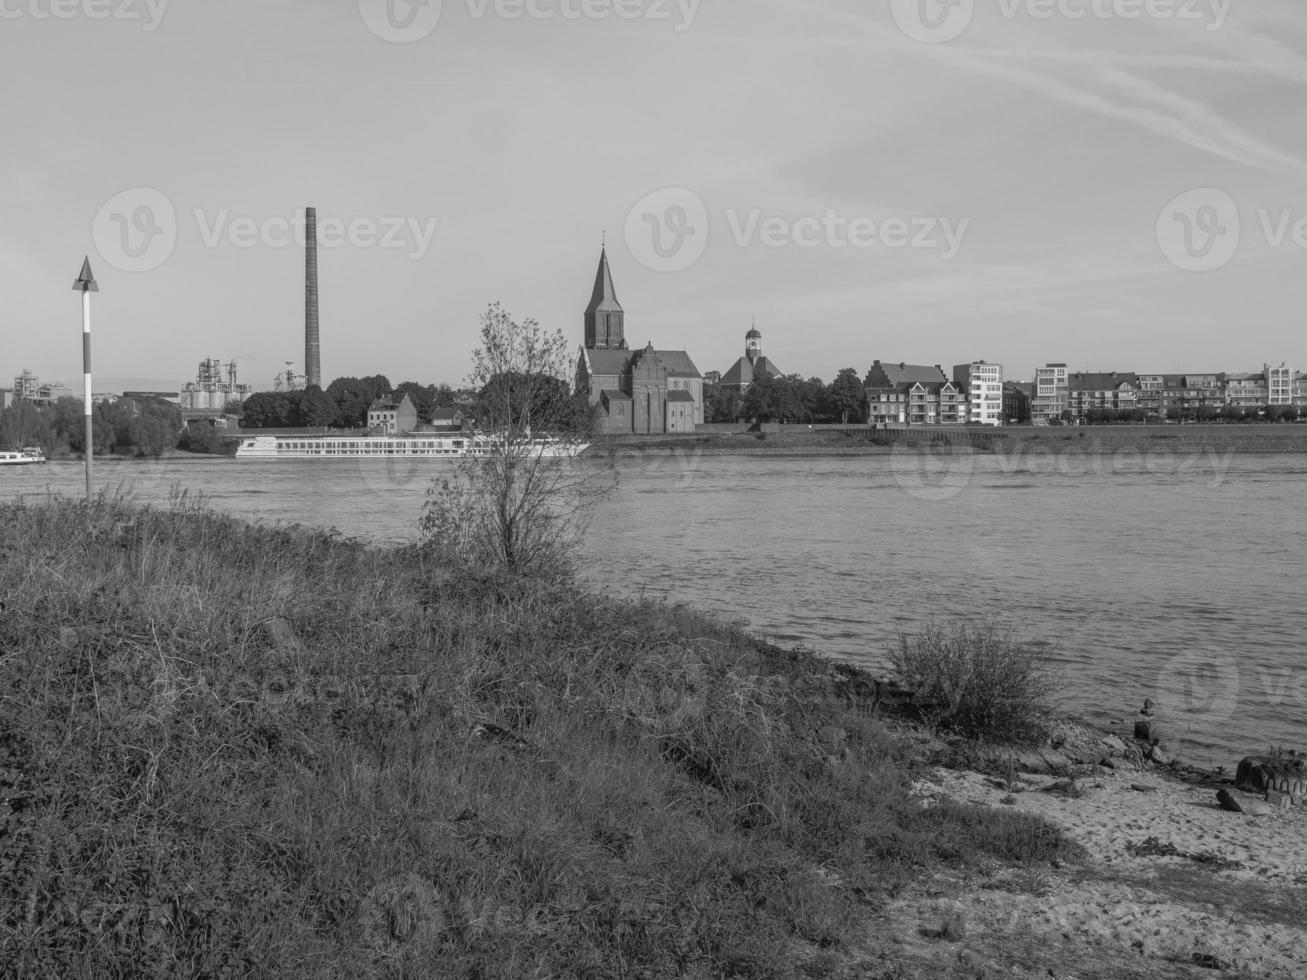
<box><xmin>305</xmin><ymin>206</ymin><xmax>321</xmax><ymax>389</ymax></box>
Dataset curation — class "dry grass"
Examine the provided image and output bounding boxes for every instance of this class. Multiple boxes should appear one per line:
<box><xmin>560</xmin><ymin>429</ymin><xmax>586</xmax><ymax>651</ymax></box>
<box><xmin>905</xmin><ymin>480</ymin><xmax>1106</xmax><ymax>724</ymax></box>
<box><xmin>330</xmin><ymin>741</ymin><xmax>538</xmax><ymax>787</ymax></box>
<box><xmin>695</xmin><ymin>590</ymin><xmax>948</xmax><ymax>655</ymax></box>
<box><xmin>1</xmin><ymin>494</ymin><xmax>1080</xmax><ymax>979</ymax></box>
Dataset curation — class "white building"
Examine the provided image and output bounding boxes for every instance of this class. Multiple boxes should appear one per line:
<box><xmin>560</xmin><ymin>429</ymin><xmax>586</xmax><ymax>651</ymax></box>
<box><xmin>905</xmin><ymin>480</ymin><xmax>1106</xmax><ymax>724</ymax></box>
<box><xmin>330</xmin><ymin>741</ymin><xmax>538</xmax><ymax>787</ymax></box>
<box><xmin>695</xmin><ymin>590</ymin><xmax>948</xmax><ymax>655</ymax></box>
<box><xmin>1266</xmin><ymin>363</ymin><xmax>1294</xmax><ymax>406</ymax></box>
<box><xmin>953</xmin><ymin>361</ymin><xmax>1004</xmax><ymax>426</ymax></box>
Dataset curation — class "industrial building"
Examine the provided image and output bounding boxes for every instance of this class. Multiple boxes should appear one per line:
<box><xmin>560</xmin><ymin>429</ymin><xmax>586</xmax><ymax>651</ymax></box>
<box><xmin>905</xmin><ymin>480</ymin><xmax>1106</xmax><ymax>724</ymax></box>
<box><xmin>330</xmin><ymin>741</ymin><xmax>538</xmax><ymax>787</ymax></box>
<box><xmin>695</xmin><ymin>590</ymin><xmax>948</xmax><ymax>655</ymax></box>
<box><xmin>179</xmin><ymin>359</ymin><xmax>255</xmax><ymax>413</ymax></box>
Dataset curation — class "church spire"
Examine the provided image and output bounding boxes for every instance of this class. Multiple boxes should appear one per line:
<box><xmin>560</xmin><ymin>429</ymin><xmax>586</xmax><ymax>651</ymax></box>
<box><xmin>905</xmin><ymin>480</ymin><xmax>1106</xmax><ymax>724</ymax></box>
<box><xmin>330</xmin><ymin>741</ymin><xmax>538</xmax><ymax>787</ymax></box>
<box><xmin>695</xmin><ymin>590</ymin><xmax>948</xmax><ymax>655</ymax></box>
<box><xmin>585</xmin><ymin>246</ymin><xmax>626</xmax><ymax>350</ymax></box>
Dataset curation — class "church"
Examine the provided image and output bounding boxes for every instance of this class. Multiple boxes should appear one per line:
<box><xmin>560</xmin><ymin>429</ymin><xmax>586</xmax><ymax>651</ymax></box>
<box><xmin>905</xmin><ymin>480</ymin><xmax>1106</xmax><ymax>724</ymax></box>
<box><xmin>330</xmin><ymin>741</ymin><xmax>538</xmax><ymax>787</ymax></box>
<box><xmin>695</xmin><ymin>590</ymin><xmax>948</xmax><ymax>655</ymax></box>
<box><xmin>575</xmin><ymin>248</ymin><xmax>705</xmax><ymax>435</ymax></box>
<box><xmin>719</xmin><ymin>324</ymin><xmax>782</xmax><ymax>397</ymax></box>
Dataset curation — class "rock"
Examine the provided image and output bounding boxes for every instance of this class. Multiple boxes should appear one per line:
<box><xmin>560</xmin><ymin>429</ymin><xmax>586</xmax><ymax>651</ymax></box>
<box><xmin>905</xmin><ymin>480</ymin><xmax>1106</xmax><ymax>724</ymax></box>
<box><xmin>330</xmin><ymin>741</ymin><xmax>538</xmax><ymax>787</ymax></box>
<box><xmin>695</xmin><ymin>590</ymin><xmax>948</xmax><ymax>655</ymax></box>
<box><xmin>1132</xmin><ymin>783</ymin><xmax>1159</xmax><ymax>793</ymax></box>
<box><xmin>1102</xmin><ymin>735</ymin><xmax>1128</xmax><ymax>755</ymax></box>
<box><xmin>1217</xmin><ymin>788</ymin><xmax>1272</xmax><ymax>816</ymax></box>
<box><xmin>1148</xmin><ymin>744</ymin><xmax>1170</xmax><ymax>766</ymax></box>
<box><xmin>1236</xmin><ymin>756</ymin><xmax>1307</xmax><ymax>801</ymax></box>
<box><xmin>1100</xmin><ymin>757</ymin><xmax>1117</xmax><ymax>770</ymax></box>
<box><xmin>1267</xmin><ymin>789</ymin><xmax>1294</xmax><ymax>811</ymax></box>
<box><xmin>1134</xmin><ymin>717</ymin><xmax>1169</xmax><ymax>747</ymax></box>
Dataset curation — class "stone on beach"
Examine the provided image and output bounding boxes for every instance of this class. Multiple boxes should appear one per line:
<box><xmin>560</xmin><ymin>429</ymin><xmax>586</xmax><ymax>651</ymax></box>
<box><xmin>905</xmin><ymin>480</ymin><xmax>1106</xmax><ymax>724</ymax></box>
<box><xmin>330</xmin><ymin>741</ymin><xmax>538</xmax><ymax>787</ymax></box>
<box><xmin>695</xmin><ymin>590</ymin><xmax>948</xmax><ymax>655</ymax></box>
<box><xmin>1217</xmin><ymin>788</ymin><xmax>1272</xmax><ymax>816</ymax></box>
<box><xmin>1236</xmin><ymin>755</ymin><xmax>1306</xmax><ymax>803</ymax></box>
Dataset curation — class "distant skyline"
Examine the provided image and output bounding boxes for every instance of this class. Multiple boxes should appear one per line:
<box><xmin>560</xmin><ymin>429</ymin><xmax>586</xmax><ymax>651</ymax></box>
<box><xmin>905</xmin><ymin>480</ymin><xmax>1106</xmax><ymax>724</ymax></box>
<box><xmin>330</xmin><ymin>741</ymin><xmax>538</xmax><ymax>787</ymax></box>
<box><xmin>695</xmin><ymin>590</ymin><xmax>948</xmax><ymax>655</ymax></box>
<box><xmin>4</xmin><ymin>0</ymin><xmax>1307</xmax><ymax>391</ymax></box>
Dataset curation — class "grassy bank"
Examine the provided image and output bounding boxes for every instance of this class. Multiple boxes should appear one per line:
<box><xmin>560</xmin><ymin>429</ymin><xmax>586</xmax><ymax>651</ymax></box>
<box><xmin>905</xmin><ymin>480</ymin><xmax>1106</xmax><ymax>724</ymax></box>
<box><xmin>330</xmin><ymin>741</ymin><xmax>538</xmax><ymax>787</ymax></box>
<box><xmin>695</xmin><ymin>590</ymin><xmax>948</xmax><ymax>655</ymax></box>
<box><xmin>0</xmin><ymin>496</ymin><xmax>1081</xmax><ymax>979</ymax></box>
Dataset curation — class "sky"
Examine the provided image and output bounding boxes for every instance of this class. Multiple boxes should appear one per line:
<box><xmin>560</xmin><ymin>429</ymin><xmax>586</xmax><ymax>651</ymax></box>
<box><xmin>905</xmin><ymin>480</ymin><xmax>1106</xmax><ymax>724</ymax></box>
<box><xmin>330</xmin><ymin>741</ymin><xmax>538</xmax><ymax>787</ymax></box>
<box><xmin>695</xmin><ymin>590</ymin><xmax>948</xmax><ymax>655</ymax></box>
<box><xmin>3</xmin><ymin>0</ymin><xmax>1306</xmax><ymax>392</ymax></box>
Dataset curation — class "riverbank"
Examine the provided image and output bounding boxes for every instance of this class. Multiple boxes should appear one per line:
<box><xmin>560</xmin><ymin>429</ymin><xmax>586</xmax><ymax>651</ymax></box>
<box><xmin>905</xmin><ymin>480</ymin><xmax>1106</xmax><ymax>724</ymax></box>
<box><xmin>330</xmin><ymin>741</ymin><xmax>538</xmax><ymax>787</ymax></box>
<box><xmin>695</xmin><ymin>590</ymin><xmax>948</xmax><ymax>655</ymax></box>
<box><xmin>2</xmin><ymin>496</ymin><xmax>1302</xmax><ymax>978</ymax></box>
<box><xmin>591</xmin><ymin>424</ymin><xmax>1307</xmax><ymax>458</ymax></box>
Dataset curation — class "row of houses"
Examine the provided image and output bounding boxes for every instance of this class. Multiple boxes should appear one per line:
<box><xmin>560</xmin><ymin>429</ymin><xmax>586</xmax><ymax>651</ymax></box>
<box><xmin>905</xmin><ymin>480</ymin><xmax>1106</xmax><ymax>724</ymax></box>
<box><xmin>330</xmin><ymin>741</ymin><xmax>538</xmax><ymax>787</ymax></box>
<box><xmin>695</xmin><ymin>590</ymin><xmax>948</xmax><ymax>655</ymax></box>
<box><xmin>864</xmin><ymin>361</ymin><xmax>1005</xmax><ymax>426</ymax></box>
<box><xmin>1028</xmin><ymin>363</ymin><xmax>1303</xmax><ymax>424</ymax></box>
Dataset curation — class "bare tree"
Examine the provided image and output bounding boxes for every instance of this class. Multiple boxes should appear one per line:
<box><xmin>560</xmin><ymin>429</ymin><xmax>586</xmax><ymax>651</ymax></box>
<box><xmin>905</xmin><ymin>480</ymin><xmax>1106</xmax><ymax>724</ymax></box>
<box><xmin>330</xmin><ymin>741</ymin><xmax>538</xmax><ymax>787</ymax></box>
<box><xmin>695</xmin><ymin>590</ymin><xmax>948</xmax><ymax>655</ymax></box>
<box><xmin>419</xmin><ymin>304</ymin><xmax>611</xmax><ymax>574</ymax></box>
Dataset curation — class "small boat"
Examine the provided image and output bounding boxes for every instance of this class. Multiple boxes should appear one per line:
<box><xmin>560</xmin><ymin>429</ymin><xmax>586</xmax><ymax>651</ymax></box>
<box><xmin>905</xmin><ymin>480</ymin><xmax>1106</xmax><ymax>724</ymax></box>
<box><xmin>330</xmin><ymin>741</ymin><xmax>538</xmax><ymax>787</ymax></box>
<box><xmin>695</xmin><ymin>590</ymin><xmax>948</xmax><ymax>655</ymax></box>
<box><xmin>0</xmin><ymin>447</ymin><xmax>47</xmax><ymax>466</ymax></box>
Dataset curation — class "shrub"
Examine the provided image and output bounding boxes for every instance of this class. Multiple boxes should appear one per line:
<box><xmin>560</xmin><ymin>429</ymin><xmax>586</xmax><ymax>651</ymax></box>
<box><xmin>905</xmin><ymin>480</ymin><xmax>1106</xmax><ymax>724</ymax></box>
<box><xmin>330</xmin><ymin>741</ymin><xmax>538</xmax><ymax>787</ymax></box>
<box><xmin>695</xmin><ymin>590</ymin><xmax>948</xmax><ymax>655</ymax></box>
<box><xmin>889</xmin><ymin>622</ymin><xmax>1055</xmax><ymax>746</ymax></box>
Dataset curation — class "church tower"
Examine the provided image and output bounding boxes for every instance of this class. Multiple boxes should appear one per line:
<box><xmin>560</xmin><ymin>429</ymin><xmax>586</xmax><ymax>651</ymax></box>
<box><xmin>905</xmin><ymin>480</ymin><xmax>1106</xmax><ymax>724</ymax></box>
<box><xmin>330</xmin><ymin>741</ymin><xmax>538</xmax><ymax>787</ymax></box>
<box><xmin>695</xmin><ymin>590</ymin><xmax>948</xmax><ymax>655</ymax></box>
<box><xmin>745</xmin><ymin>323</ymin><xmax>763</xmax><ymax>365</ymax></box>
<box><xmin>584</xmin><ymin>247</ymin><xmax>626</xmax><ymax>350</ymax></box>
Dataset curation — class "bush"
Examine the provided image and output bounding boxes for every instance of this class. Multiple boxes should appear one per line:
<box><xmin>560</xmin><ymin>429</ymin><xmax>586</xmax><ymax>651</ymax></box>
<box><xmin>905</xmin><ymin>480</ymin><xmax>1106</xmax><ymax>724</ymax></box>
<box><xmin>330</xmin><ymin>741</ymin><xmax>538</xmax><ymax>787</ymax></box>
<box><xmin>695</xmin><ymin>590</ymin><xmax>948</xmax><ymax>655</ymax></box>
<box><xmin>889</xmin><ymin>623</ymin><xmax>1055</xmax><ymax>746</ymax></box>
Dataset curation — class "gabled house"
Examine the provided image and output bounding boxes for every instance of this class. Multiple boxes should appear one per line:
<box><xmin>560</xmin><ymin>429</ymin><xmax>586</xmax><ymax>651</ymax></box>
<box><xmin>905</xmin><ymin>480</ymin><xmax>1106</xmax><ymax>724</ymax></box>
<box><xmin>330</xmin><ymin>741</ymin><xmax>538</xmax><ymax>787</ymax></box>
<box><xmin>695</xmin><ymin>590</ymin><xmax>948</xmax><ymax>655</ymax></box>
<box><xmin>864</xmin><ymin>361</ymin><xmax>962</xmax><ymax>425</ymax></box>
<box><xmin>368</xmin><ymin>394</ymin><xmax>418</xmax><ymax>434</ymax></box>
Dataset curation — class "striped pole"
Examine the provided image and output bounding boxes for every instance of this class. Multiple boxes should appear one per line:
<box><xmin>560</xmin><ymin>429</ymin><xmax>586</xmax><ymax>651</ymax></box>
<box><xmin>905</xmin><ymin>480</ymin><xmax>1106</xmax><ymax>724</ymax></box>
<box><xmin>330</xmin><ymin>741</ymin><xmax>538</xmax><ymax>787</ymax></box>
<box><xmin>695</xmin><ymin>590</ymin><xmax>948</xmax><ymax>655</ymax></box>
<box><xmin>72</xmin><ymin>257</ymin><xmax>99</xmax><ymax>500</ymax></box>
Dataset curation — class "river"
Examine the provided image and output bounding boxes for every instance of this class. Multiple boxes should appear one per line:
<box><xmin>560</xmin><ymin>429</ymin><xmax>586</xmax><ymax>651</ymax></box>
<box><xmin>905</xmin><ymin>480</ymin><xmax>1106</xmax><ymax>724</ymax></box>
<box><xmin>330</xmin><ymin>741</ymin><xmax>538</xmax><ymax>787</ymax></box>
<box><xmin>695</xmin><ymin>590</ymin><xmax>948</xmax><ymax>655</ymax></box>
<box><xmin>3</xmin><ymin>447</ymin><xmax>1303</xmax><ymax>770</ymax></box>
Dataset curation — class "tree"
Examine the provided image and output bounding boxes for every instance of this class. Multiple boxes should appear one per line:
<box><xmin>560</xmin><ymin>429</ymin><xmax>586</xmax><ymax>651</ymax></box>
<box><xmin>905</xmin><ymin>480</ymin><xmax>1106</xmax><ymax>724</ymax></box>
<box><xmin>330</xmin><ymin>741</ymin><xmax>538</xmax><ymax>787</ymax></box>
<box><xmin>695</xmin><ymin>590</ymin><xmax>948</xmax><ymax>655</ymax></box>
<box><xmin>419</xmin><ymin>304</ymin><xmax>613</xmax><ymax>574</ymax></box>
<box><xmin>704</xmin><ymin>385</ymin><xmax>741</xmax><ymax>423</ymax></box>
<box><xmin>395</xmin><ymin>381</ymin><xmax>436</xmax><ymax>423</ymax></box>
<box><xmin>826</xmin><ymin>368</ymin><xmax>865</xmax><ymax>424</ymax></box>
<box><xmin>326</xmin><ymin>375</ymin><xmax>392</xmax><ymax>428</ymax></box>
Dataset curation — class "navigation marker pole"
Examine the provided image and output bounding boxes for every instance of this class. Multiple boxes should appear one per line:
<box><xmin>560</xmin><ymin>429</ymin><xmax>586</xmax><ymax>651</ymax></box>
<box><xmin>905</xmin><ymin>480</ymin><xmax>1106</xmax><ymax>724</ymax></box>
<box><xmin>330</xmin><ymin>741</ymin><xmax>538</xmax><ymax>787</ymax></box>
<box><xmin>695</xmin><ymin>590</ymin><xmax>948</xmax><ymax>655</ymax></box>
<box><xmin>72</xmin><ymin>257</ymin><xmax>99</xmax><ymax>501</ymax></box>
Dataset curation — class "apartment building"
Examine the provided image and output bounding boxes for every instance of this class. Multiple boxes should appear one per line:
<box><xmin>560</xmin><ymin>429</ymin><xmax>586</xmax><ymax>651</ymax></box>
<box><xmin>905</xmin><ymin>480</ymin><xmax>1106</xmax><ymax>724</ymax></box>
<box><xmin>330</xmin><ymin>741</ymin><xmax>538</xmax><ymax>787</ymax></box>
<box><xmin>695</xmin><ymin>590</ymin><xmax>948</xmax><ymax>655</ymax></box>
<box><xmin>1267</xmin><ymin>363</ymin><xmax>1294</xmax><ymax>406</ymax></box>
<box><xmin>864</xmin><ymin>361</ymin><xmax>963</xmax><ymax>425</ymax></box>
<box><xmin>1031</xmin><ymin>364</ymin><xmax>1069</xmax><ymax>423</ymax></box>
<box><xmin>1224</xmin><ymin>373</ymin><xmax>1270</xmax><ymax>409</ymax></box>
<box><xmin>1066</xmin><ymin>372</ymin><xmax>1140</xmax><ymax>419</ymax></box>
<box><xmin>953</xmin><ymin>361</ymin><xmax>1004</xmax><ymax>426</ymax></box>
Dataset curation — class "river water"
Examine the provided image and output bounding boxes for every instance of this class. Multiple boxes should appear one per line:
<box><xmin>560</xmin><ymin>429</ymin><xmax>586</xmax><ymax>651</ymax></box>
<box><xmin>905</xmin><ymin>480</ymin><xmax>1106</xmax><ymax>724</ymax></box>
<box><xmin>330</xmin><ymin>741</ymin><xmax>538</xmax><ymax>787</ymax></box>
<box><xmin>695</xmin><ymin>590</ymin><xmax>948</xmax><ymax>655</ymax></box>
<box><xmin>3</xmin><ymin>448</ymin><xmax>1303</xmax><ymax>770</ymax></box>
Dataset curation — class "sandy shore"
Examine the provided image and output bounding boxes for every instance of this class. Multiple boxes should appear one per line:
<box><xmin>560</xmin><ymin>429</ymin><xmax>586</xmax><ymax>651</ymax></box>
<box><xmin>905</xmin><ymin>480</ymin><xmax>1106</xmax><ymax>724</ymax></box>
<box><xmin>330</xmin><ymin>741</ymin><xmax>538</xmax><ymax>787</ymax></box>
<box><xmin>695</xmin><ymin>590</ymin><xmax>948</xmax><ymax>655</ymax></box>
<box><xmin>858</xmin><ymin>749</ymin><xmax>1307</xmax><ymax>978</ymax></box>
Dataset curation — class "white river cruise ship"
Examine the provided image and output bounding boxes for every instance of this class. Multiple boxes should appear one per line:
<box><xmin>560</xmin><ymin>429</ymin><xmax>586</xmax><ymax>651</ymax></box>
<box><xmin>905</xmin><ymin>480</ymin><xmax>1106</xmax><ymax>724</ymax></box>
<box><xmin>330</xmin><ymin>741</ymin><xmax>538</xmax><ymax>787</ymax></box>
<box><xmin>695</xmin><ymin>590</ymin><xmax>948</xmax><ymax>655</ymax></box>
<box><xmin>235</xmin><ymin>434</ymin><xmax>587</xmax><ymax>460</ymax></box>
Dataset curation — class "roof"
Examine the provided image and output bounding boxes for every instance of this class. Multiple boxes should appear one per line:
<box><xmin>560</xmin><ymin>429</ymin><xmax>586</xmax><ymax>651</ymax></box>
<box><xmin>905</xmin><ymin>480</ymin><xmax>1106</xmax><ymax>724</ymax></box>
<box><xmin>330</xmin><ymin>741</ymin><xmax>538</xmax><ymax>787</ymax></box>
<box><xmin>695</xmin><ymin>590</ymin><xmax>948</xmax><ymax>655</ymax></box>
<box><xmin>1067</xmin><ymin>372</ymin><xmax>1139</xmax><ymax>392</ymax></box>
<box><xmin>746</xmin><ymin>328</ymin><xmax>762</xmax><ymax>339</ymax></box>
<box><xmin>721</xmin><ymin>355</ymin><xmax>781</xmax><ymax>388</ymax></box>
<box><xmin>581</xmin><ymin>347</ymin><xmax>702</xmax><ymax>381</ymax></box>
<box><xmin>583</xmin><ymin>349</ymin><xmax>634</xmax><ymax>377</ymax></box>
<box><xmin>667</xmin><ymin>390</ymin><xmax>695</xmax><ymax>403</ymax></box>
<box><xmin>866</xmin><ymin>362</ymin><xmax>948</xmax><ymax>388</ymax></box>
<box><xmin>585</xmin><ymin>248</ymin><xmax>623</xmax><ymax>316</ymax></box>
<box><xmin>658</xmin><ymin>350</ymin><xmax>703</xmax><ymax>379</ymax></box>
<box><xmin>430</xmin><ymin>407</ymin><xmax>461</xmax><ymax>421</ymax></box>
<box><xmin>600</xmin><ymin>388</ymin><xmax>632</xmax><ymax>402</ymax></box>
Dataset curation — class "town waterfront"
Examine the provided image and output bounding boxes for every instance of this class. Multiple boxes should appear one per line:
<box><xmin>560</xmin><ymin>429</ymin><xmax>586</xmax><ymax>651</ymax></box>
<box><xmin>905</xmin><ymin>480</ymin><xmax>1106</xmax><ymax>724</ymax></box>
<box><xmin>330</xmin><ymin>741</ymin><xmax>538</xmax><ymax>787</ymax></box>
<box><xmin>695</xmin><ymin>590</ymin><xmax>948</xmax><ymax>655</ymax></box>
<box><xmin>4</xmin><ymin>449</ymin><xmax>1303</xmax><ymax>770</ymax></box>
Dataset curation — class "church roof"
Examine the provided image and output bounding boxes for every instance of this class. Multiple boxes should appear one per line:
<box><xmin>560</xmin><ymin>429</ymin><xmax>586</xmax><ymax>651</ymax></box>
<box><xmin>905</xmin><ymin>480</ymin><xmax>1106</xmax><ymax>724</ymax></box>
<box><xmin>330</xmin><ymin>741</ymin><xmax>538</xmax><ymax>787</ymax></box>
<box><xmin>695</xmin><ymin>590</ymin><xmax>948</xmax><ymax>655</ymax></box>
<box><xmin>746</xmin><ymin>328</ymin><xmax>762</xmax><ymax>340</ymax></box>
<box><xmin>600</xmin><ymin>388</ymin><xmax>632</xmax><ymax>402</ymax></box>
<box><xmin>585</xmin><ymin>248</ymin><xmax>623</xmax><ymax>316</ymax></box>
<box><xmin>721</xmin><ymin>356</ymin><xmax>781</xmax><ymax>388</ymax></box>
<box><xmin>581</xmin><ymin>347</ymin><xmax>703</xmax><ymax>381</ymax></box>
<box><xmin>658</xmin><ymin>350</ymin><xmax>703</xmax><ymax>379</ymax></box>
<box><xmin>583</xmin><ymin>348</ymin><xmax>634</xmax><ymax>377</ymax></box>
<box><xmin>667</xmin><ymin>390</ymin><xmax>695</xmax><ymax>403</ymax></box>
